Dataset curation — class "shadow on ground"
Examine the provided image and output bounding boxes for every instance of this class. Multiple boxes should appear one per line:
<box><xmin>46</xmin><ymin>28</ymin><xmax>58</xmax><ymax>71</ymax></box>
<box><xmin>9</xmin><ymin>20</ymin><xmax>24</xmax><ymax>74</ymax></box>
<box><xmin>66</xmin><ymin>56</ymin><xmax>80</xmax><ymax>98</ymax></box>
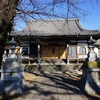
<box><xmin>0</xmin><ymin>69</ymin><xmax>100</xmax><ymax>100</ymax></box>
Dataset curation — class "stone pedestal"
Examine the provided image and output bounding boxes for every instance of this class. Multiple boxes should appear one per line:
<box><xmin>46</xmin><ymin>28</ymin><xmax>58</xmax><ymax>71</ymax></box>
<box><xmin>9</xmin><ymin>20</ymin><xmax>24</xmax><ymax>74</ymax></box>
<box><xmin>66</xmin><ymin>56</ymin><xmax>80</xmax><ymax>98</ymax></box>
<box><xmin>81</xmin><ymin>68</ymin><xmax>100</xmax><ymax>98</ymax></box>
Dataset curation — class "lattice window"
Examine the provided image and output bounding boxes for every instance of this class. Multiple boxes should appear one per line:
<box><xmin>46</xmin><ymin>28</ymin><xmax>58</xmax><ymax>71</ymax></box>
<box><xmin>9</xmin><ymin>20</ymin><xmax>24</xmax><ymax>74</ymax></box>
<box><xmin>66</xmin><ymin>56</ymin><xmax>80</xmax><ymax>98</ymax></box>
<box><xmin>69</xmin><ymin>46</ymin><xmax>77</xmax><ymax>58</ymax></box>
<box><xmin>79</xmin><ymin>46</ymin><xmax>86</xmax><ymax>54</ymax></box>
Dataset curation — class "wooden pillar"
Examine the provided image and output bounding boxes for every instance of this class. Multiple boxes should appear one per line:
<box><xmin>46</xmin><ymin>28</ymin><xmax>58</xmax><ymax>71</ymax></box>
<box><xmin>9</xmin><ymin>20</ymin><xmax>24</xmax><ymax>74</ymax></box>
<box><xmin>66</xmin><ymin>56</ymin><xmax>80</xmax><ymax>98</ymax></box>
<box><xmin>76</xmin><ymin>39</ymin><xmax>79</xmax><ymax>64</ymax></box>
<box><xmin>67</xmin><ymin>44</ymin><xmax>70</xmax><ymax>64</ymax></box>
<box><xmin>38</xmin><ymin>44</ymin><xmax>40</xmax><ymax>64</ymax></box>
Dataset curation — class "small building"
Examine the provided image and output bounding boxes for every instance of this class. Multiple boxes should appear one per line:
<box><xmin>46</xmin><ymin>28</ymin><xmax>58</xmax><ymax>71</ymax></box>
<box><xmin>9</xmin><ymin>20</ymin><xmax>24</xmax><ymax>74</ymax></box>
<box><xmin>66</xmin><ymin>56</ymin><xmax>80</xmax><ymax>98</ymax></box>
<box><xmin>10</xmin><ymin>18</ymin><xmax>100</xmax><ymax>64</ymax></box>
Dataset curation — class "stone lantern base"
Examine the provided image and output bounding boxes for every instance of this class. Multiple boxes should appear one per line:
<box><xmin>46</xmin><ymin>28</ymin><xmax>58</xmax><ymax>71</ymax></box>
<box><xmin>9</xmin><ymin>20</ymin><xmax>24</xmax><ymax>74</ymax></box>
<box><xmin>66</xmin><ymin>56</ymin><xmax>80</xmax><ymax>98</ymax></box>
<box><xmin>81</xmin><ymin>68</ymin><xmax>100</xmax><ymax>98</ymax></box>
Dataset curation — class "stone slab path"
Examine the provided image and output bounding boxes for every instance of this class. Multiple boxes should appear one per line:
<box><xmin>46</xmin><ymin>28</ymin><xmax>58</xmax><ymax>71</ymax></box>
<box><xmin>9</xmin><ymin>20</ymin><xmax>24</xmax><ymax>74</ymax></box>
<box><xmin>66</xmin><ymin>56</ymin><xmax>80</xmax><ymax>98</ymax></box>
<box><xmin>0</xmin><ymin>71</ymin><xmax>89</xmax><ymax>100</ymax></box>
<box><xmin>7</xmin><ymin>70</ymin><xmax>88</xmax><ymax>100</ymax></box>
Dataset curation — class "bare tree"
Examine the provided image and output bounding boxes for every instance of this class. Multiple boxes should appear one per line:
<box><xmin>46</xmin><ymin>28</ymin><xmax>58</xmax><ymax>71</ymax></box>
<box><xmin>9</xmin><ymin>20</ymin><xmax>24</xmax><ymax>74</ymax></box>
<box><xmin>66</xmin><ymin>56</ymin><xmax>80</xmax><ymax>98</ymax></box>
<box><xmin>15</xmin><ymin>0</ymin><xmax>89</xmax><ymax>30</ymax></box>
<box><xmin>0</xmin><ymin>0</ymin><xmax>99</xmax><ymax>68</ymax></box>
<box><xmin>0</xmin><ymin>0</ymin><xmax>19</xmax><ymax>68</ymax></box>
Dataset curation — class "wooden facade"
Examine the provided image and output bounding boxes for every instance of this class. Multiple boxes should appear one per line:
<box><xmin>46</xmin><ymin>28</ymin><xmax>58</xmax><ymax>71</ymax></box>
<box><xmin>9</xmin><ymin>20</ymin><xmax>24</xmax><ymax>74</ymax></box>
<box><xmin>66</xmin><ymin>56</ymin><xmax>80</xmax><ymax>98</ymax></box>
<box><xmin>41</xmin><ymin>45</ymin><xmax>66</xmax><ymax>59</ymax></box>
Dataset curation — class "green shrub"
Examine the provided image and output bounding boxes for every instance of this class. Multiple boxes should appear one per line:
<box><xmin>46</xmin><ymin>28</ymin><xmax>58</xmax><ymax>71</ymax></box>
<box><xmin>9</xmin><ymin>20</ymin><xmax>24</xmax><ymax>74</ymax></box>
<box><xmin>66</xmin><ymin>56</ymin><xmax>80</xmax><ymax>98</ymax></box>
<box><xmin>83</xmin><ymin>61</ymin><xmax>100</xmax><ymax>68</ymax></box>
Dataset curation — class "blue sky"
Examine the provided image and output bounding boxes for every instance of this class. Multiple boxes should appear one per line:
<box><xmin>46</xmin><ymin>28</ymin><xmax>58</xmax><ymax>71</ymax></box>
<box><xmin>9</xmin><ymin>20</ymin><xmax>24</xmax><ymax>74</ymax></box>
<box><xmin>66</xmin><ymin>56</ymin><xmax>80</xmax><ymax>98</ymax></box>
<box><xmin>79</xmin><ymin>0</ymin><xmax>100</xmax><ymax>30</ymax></box>
<box><xmin>14</xmin><ymin>0</ymin><xmax>100</xmax><ymax>31</ymax></box>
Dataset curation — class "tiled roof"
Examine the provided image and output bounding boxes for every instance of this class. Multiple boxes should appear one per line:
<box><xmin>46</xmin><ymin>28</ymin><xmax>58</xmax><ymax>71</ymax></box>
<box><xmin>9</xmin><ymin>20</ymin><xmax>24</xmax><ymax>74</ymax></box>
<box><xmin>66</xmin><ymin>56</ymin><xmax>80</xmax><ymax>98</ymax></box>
<box><xmin>12</xmin><ymin>19</ymin><xmax>100</xmax><ymax>36</ymax></box>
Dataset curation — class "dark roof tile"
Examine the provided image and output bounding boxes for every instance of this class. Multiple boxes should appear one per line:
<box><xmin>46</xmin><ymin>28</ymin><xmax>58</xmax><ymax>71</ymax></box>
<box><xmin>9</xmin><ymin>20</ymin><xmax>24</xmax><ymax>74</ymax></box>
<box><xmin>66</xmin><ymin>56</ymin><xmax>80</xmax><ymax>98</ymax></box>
<box><xmin>12</xmin><ymin>19</ymin><xmax>100</xmax><ymax>36</ymax></box>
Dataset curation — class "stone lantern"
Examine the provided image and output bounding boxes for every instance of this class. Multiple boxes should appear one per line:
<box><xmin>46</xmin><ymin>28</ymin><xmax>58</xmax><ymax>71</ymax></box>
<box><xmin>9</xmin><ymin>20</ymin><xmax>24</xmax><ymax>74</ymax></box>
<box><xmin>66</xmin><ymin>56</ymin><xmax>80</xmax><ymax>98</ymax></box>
<box><xmin>81</xmin><ymin>36</ymin><xmax>100</xmax><ymax>98</ymax></box>
<box><xmin>7</xmin><ymin>38</ymin><xmax>18</xmax><ymax>60</ymax></box>
<box><xmin>88</xmin><ymin>36</ymin><xmax>97</xmax><ymax>61</ymax></box>
<box><xmin>9</xmin><ymin>37</ymin><xmax>18</xmax><ymax>46</ymax></box>
<box><xmin>8</xmin><ymin>38</ymin><xmax>18</xmax><ymax>53</ymax></box>
<box><xmin>1</xmin><ymin>38</ymin><xmax>24</xmax><ymax>95</ymax></box>
<box><xmin>94</xmin><ymin>38</ymin><xmax>100</xmax><ymax>57</ymax></box>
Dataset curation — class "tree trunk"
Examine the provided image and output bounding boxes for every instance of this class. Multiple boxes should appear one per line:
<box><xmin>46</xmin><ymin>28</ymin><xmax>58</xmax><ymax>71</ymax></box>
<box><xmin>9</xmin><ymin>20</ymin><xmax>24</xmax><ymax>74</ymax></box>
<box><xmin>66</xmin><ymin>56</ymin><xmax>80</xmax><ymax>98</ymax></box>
<box><xmin>0</xmin><ymin>0</ymin><xmax>19</xmax><ymax>69</ymax></box>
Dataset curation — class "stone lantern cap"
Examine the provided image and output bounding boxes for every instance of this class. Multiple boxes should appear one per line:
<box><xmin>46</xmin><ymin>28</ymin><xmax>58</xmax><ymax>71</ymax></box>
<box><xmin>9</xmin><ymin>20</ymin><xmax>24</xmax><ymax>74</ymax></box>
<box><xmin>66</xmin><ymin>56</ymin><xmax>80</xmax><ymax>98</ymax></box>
<box><xmin>94</xmin><ymin>39</ymin><xmax>100</xmax><ymax>46</ymax></box>
<box><xmin>8</xmin><ymin>38</ymin><xmax>18</xmax><ymax>46</ymax></box>
<box><xmin>88</xmin><ymin>36</ymin><xmax>96</xmax><ymax>45</ymax></box>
